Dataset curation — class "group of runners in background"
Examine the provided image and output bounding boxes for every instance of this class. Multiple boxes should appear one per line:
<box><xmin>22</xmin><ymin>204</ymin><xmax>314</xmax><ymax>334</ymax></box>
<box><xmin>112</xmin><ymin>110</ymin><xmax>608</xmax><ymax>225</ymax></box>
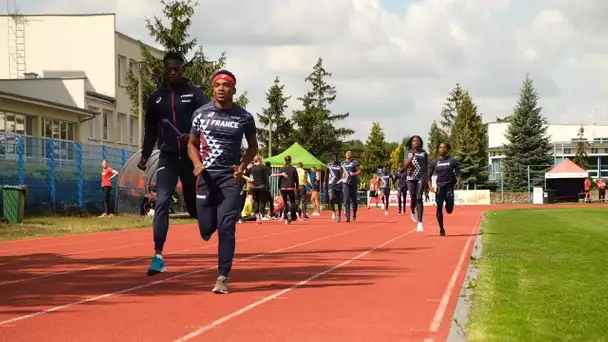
<box><xmin>238</xmin><ymin>134</ymin><xmax>462</xmax><ymax>238</ymax></box>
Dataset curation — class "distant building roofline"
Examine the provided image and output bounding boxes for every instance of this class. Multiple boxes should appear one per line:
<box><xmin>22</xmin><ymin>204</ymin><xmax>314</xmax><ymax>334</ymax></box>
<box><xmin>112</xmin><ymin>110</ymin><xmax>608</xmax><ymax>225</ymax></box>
<box><xmin>487</xmin><ymin>121</ymin><xmax>608</xmax><ymax>127</ymax></box>
<box><xmin>0</xmin><ymin>13</ymin><xmax>115</xmax><ymax>17</ymax></box>
<box><xmin>115</xmin><ymin>31</ymin><xmax>163</xmax><ymax>55</ymax></box>
<box><xmin>0</xmin><ymin>90</ymin><xmax>96</xmax><ymax>118</ymax></box>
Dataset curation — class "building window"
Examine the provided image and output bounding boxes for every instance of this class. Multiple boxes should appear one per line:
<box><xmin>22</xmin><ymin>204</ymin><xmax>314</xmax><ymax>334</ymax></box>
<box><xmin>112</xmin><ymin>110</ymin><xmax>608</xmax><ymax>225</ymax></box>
<box><xmin>0</xmin><ymin>112</ymin><xmax>35</xmax><ymax>157</ymax></box>
<box><xmin>102</xmin><ymin>109</ymin><xmax>113</xmax><ymax>141</ymax></box>
<box><xmin>0</xmin><ymin>112</ymin><xmax>34</xmax><ymax>135</ymax></box>
<box><xmin>43</xmin><ymin>118</ymin><xmax>77</xmax><ymax>160</ymax></box>
<box><xmin>591</xmin><ymin>148</ymin><xmax>598</xmax><ymax>154</ymax></box>
<box><xmin>118</xmin><ymin>113</ymin><xmax>128</xmax><ymax>143</ymax></box>
<box><xmin>118</xmin><ymin>55</ymin><xmax>127</xmax><ymax>86</ymax></box>
<box><xmin>130</xmin><ymin>116</ymin><xmax>138</xmax><ymax>145</ymax></box>
<box><xmin>43</xmin><ymin>118</ymin><xmax>76</xmax><ymax>141</ymax></box>
<box><xmin>564</xmin><ymin>148</ymin><xmax>571</xmax><ymax>154</ymax></box>
<box><xmin>88</xmin><ymin>106</ymin><xmax>100</xmax><ymax>139</ymax></box>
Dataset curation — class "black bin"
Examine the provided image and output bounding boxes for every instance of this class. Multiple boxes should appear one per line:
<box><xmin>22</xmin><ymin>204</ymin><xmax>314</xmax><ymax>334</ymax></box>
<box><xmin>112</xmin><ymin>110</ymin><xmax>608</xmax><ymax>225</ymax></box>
<box><xmin>544</xmin><ymin>189</ymin><xmax>556</xmax><ymax>204</ymax></box>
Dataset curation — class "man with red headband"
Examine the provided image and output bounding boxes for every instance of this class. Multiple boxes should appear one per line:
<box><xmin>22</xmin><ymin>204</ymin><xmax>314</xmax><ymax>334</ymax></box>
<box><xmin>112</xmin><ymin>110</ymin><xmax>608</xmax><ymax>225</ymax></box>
<box><xmin>139</xmin><ymin>51</ymin><xmax>207</xmax><ymax>277</ymax></box>
<box><xmin>187</xmin><ymin>70</ymin><xmax>258</xmax><ymax>294</ymax></box>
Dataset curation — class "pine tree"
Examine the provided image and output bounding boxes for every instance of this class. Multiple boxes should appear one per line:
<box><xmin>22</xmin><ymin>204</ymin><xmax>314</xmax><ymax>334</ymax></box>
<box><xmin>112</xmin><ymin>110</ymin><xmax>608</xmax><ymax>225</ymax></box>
<box><xmin>451</xmin><ymin>91</ymin><xmax>488</xmax><ymax>186</ymax></box>
<box><xmin>573</xmin><ymin>125</ymin><xmax>589</xmax><ymax>170</ymax></box>
<box><xmin>427</xmin><ymin>121</ymin><xmax>449</xmax><ymax>160</ymax></box>
<box><xmin>502</xmin><ymin>74</ymin><xmax>553</xmax><ymax>191</ymax></box>
<box><xmin>362</xmin><ymin>122</ymin><xmax>388</xmax><ymax>175</ymax></box>
<box><xmin>439</xmin><ymin>83</ymin><xmax>464</xmax><ymax>145</ymax></box>
<box><xmin>256</xmin><ymin>77</ymin><xmax>293</xmax><ymax>157</ymax></box>
<box><xmin>291</xmin><ymin>58</ymin><xmax>353</xmax><ymax>161</ymax></box>
<box><xmin>126</xmin><ymin>0</ymin><xmax>248</xmax><ymax>123</ymax></box>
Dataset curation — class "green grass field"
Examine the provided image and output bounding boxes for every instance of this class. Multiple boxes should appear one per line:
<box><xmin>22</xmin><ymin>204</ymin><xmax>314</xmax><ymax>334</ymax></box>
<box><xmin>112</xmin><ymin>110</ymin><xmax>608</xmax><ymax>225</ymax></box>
<box><xmin>0</xmin><ymin>215</ymin><xmax>196</xmax><ymax>241</ymax></box>
<box><xmin>468</xmin><ymin>208</ymin><xmax>608</xmax><ymax>342</ymax></box>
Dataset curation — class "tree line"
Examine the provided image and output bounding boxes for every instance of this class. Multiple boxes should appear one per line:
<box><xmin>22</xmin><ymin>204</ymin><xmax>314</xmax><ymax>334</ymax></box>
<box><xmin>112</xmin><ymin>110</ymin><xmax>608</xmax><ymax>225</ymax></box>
<box><xmin>126</xmin><ymin>0</ymin><xmax>562</xmax><ymax>192</ymax></box>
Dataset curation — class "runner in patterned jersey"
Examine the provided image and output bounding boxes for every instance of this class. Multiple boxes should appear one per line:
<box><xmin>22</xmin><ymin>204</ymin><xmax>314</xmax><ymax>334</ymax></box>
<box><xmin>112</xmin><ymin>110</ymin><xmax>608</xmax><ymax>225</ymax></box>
<box><xmin>403</xmin><ymin>135</ymin><xmax>430</xmax><ymax>232</ymax></box>
<box><xmin>326</xmin><ymin>152</ymin><xmax>343</xmax><ymax>223</ymax></box>
<box><xmin>428</xmin><ymin>142</ymin><xmax>461</xmax><ymax>236</ymax></box>
<box><xmin>187</xmin><ymin>70</ymin><xmax>258</xmax><ymax>294</ymax></box>
<box><xmin>341</xmin><ymin>150</ymin><xmax>362</xmax><ymax>222</ymax></box>
<box><xmin>379</xmin><ymin>166</ymin><xmax>395</xmax><ymax>216</ymax></box>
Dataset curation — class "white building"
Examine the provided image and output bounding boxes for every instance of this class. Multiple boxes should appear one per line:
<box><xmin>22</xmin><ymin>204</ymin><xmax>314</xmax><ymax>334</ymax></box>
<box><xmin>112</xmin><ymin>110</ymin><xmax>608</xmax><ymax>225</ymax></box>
<box><xmin>0</xmin><ymin>13</ymin><xmax>163</xmax><ymax>154</ymax></box>
<box><xmin>488</xmin><ymin>122</ymin><xmax>608</xmax><ymax>179</ymax></box>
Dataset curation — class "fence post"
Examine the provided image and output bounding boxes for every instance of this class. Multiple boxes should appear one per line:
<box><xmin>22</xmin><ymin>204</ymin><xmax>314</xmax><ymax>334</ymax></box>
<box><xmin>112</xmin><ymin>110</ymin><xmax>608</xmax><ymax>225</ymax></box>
<box><xmin>49</xmin><ymin>138</ymin><xmax>56</xmax><ymax>212</ymax></box>
<box><xmin>527</xmin><ymin>165</ymin><xmax>531</xmax><ymax>203</ymax></box>
<box><xmin>101</xmin><ymin>145</ymin><xmax>107</xmax><ymax>162</ymax></box>
<box><xmin>76</xmin><ymin>142</ymin><xmax>83</xmax><ymax>208</ymax></box>
<box><xmin>16</xmin><ymin>135</ymin><xmax>24</xmax><ymax>185</ymax></box>
<box><xmin>500</xmin><ymin>172</ymin><xmax>504</xmax><ymax>203</ymax></box>
<box><xmin>121</xmin><ymin>148</ymin><xmax>127</xmax><ymax>169</ymax></box>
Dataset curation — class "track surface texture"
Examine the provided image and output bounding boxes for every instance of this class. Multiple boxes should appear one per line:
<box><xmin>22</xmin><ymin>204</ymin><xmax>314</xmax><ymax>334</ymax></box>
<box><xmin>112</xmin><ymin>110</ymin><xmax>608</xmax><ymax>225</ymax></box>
<box><xmin>1</xmin><ymin>203</ymin><xmax>563</xmax><ymax>341</ymax></box>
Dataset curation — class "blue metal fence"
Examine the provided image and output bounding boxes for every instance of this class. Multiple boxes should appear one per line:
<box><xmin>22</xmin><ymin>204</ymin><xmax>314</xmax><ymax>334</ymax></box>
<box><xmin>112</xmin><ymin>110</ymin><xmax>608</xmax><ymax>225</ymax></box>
<box><xmin>0</xmin><ymin>132</ymin><xmax>135</xmax><ymax>214</ymax></box>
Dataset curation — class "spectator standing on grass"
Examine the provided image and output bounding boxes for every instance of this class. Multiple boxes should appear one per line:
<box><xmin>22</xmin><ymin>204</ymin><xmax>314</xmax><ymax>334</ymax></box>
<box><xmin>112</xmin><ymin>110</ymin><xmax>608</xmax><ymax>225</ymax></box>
<box><xmin>597</xmin><ymin>178</ymin><xmax>606</xmax><ymax>203</ymax></box>
<box><xmin>100</xmin><ymin>160</ymin><xmax>119</xmax><ymax>217</ymax></box>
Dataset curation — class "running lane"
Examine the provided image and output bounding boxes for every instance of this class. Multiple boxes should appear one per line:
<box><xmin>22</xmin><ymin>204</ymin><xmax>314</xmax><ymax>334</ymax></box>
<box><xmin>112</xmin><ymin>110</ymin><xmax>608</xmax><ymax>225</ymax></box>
<box><xmin>0</xmin><ymin>221</ymin><xmax>390</xmax><ymax>341</ymax></box>
<box><xmin>176</xmin><ymin>209</ymin><xmax>482</xmax><ymax>342</ymax></box>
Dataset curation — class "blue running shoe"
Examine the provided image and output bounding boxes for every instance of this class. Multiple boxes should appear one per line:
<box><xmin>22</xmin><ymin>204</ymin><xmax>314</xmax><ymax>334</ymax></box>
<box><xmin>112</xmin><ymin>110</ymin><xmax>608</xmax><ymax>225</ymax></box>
<box><xmin>147</xmin><ymin>254</ymin><xmax>166</xmax><ymax>276</ymax></box>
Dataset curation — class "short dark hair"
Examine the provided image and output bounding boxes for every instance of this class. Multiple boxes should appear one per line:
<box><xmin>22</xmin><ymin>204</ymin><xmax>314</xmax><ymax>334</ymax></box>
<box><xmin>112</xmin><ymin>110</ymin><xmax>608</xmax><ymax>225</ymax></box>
<box><xmin>163</xmin><ymin>51</ymin><xmax>185</xmax><ymax>64</ymax></box>
<box><xmin>213</xmin><ymin>70</ymin><xmax>236</xmax><ymax>83</ymax></box>
<box><xmin>406</xmin><ymin>135</ymin><xmax>424</xmax><ymax>150</ymax></box>
<box><xmin>439</xmin><ymin>142</ymin><xmax>451</xmax><ymax>151</ymax></box>
<box><xmin>284</xmin><ymin>155</ymin><xmax>292</xmax><ymax>164</ymax></box>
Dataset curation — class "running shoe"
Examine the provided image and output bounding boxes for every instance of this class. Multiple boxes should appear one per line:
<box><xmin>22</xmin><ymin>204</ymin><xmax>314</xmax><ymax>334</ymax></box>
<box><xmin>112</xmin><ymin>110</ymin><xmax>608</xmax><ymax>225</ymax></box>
<box><xmin>212</xmin><ymin>275</ymin><xmax>229</xmax><ymax>294</ymax></box>
<box><xmin>147</xmin><ymin>254</ymin><xmax>166</xmax><ymax>276</ymax></box>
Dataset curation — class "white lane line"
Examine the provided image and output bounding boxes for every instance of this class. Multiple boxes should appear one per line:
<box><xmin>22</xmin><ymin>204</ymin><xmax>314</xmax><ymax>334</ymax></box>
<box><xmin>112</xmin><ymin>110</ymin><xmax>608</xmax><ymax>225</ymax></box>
<box><xmin>173</xmin><ymin>228</ymin><xmax>415</xmax><ymax>341</ymax></box>
<box><xmin>0</xmin><ymin>222</ymin><xmax>386</xmax><ymax>326</ymax></box>
<box><xmin>0</xmin><ymin>225</ymin><xmax>318</xmax><ymax>286</ymax></box>
<box><xmin>428</xmin><ymin>215</ymin><xmax>481</xmax><ymax>333</ymax></box>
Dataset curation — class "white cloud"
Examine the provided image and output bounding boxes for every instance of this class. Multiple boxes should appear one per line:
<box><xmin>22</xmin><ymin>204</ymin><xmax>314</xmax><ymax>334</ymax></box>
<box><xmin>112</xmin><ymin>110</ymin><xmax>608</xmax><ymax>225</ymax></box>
<box><xmin>22</xmin><ymin>0</ymin><xmax>608</xmax><ymax>142</ymax></box>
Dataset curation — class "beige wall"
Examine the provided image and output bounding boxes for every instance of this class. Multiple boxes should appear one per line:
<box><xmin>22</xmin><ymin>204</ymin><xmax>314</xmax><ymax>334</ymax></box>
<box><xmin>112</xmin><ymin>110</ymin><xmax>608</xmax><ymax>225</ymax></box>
<box><xmin>0</xmin><ymin>14</ymin><xmax>116</xmax><ymax>97</ymax></box>
<box><xmin>0</xmin><ymin>78</ymin><xmax>87</xmax><ymax>108</ymax></box>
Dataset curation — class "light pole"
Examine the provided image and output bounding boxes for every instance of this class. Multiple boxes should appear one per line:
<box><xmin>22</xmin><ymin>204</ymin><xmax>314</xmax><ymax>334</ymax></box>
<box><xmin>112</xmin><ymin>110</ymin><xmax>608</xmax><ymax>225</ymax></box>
<box><xmin>135</xmin><ymin>60</ymin><xmax>144</xmax><ymax>152</ymax></box>
<box><xmin>268</xmin><ymin>116</ymin><xmax>273</xmax><ymax>158</ymax></box>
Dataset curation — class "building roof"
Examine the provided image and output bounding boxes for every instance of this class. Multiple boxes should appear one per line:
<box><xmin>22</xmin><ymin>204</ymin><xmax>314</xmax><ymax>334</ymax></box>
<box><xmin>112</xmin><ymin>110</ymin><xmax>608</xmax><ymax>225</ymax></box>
<box><xmin>0</xmin><ymin>90</ymin><xmax>96</xmax><ymax>118</ymax></box>
<box><xmin>545</xmin><ymin>158</ymin><xmax>588</xmax><ymax>179</ymax></box>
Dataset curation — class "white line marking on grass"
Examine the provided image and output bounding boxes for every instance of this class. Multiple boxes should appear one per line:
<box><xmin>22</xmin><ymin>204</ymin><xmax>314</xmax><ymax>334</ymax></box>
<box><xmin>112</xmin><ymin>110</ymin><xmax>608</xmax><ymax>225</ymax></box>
<box><xmin>0</xmin><ymin>223</ymin><xmax>386</xmax><ymax>326</ymax></box>
<box><xmin>173</xmin><ymin>228</ymin><xmax>415</xmax><ymax>341</ymax></box>
<box><xmin>428</xmin><ymin>215</ymin><xmax>481</xmax><ymax>333</ymax></box>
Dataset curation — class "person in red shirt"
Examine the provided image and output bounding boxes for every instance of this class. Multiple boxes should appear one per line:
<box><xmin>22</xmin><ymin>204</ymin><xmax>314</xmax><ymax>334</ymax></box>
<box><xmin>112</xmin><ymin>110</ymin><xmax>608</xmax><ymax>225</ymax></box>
<box><xmin>584</xmin><ymin>177</ymin><xmax>591</xmax><ymax>203</ymax></box>
<box><xmin>367</xmin><ymin>175</ymin><xmax>379</xmax><ymax>209</ymax></box>
<box><xmin>101</xmin><ymin>160</ymin><xmax>119</xmax><ymax>217</ymax></box>
<box><xmin>596</xmin><ymin>178</ymin><xmax>606</xmax><ymax>203</ymax></box>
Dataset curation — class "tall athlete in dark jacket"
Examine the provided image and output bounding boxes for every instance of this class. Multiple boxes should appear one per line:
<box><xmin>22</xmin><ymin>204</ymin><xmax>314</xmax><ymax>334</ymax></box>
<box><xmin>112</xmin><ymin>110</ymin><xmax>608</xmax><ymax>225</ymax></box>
<box><xmin>428</xmin><ymin>142</ymin><xmax>461</xmax><ymax>236</ymax></box>
<box><xmin>138</xmin><ymin>52</ymin><xmax>207</xmax><ymax>276</ymax></box>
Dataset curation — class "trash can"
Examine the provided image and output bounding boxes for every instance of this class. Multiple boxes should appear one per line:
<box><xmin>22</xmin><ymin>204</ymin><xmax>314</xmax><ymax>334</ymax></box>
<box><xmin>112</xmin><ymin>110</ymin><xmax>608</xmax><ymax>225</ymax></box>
<box><xmin>1</xmin><ymin>185</ymin><xmax>27</xmax><ymax>224</ymax></box>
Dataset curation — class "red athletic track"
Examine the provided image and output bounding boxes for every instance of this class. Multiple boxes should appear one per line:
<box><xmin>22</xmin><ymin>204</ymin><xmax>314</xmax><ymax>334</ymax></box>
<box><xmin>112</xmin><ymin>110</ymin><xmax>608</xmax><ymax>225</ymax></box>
<box><xmin>0</xmin><ymin>203</ymin><xmax>582</xmax><ymax>341</ymax></box>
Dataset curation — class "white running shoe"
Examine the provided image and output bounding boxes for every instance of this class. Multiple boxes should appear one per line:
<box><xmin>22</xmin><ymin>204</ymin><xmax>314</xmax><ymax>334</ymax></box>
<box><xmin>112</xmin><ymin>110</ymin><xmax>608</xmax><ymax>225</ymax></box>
<box><xmin>332</xmin><ymin>212</ymin><xmax>336</xmax><ymax>220</ymax></box>
<box><xmin>411</xmin><ymin>213</ymin><xmax>417</xmax><ymax>223</ymax></box>
<box><xmin>417</xmin><ymin>222</ymin><xmax>424</xmax><ymax>232</ymax></box>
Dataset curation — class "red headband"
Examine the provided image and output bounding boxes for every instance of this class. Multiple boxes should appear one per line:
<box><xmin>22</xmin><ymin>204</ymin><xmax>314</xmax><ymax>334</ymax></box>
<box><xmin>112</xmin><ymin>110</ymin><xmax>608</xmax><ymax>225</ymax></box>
<box><xmin>213</xmin><ymin>73</ymin><xmax>236</xmax><ymax>85</ymax></box>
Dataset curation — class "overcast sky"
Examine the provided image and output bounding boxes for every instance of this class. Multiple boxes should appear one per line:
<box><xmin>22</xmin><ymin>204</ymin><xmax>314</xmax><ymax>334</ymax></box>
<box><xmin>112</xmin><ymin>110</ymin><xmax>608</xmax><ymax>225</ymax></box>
<box><xmin>10</xmin><ymin>0</ymin><xmax>608</xmax><ymax>142</ymax></box>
